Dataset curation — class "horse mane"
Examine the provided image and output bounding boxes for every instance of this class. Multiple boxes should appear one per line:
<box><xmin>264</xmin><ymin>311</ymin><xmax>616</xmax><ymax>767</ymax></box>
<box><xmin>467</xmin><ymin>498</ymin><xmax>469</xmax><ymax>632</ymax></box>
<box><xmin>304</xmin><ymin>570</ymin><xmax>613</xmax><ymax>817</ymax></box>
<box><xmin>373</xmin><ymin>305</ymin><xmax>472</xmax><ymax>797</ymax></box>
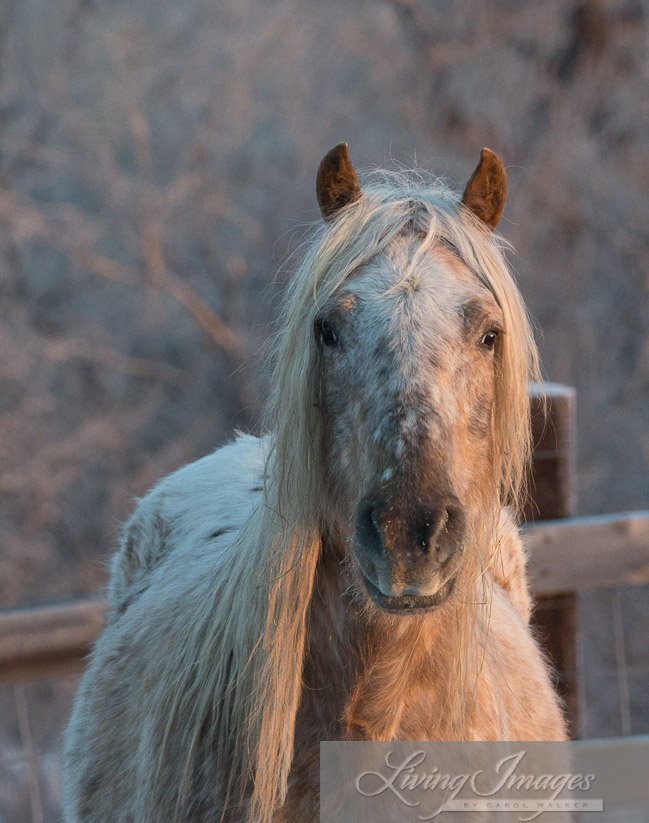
<box><xmin>156</xmin><ymin>170</ymin><xmax>540</xmax><ymax>823</ymax></box>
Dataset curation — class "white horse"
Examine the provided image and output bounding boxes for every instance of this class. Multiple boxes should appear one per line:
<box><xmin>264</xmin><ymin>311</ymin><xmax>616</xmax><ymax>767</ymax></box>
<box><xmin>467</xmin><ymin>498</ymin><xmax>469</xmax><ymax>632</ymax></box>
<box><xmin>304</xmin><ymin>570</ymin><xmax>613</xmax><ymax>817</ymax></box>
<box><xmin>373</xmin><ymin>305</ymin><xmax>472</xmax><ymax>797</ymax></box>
<box><xmin>63</xmin><ymin>145</ymin><xmax>566</xmax><ymax>823</ymax></box>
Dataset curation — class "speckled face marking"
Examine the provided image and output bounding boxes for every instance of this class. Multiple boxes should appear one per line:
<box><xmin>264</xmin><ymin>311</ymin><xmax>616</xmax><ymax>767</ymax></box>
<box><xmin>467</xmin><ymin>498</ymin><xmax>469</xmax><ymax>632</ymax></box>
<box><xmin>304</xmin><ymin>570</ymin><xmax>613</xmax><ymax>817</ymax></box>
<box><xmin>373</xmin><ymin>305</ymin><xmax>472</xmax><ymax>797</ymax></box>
<box><xmin>316</xmin><ymin>236</ymin><xmax>504</xmax><ymax>613</ymax></box>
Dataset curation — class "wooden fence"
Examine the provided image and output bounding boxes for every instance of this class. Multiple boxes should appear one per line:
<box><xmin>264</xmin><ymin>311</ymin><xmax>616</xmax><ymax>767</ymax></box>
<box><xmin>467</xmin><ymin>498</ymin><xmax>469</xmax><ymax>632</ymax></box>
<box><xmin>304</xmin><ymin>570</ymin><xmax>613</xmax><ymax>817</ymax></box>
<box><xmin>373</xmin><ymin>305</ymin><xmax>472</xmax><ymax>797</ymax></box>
<box><xmin>1</xmin><ymin>384</ymin><xmax>648</xmax><ymax>737</ymax></box>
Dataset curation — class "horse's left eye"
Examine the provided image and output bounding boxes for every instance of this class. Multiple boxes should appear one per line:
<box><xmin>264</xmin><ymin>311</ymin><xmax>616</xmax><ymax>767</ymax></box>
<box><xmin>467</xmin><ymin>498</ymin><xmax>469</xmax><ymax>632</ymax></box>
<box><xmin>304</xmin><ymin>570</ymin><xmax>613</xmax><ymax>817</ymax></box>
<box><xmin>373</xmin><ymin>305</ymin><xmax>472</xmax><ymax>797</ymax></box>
<box><xmin>481</xmin><ymin>330</ymin><xmax>499</xmax><ymax>350</ymax></box>
<box><xmin>315</xmin><ymin>317</ymin><xmax>339</xmax><ymax>348</ymax></box>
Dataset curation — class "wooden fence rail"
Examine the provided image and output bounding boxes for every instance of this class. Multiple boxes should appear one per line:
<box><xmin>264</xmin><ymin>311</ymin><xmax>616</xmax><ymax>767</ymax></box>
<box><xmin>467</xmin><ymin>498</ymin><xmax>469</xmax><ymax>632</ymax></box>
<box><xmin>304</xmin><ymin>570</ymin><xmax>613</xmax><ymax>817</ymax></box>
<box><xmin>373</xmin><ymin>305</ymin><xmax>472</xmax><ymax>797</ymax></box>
<box><xmin>0</xmin><ymin>598</ymin><xmax>106</xmax><ymax>683</ymax></box>
<box><xmin>525</xmin><ymin>511</ymin><xmax>649</xmax><ymax>594</ymax></box>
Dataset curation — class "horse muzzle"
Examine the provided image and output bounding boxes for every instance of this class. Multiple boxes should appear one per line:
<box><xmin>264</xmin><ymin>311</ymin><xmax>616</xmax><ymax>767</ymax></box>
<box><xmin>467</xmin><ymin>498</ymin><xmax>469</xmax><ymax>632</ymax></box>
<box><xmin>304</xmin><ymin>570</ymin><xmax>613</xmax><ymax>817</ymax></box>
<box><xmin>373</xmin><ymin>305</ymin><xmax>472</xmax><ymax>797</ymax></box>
<box><xmin>353</xmin><ymin>491</ymin><xmax>466</xmax><ymax>615</ymax></box>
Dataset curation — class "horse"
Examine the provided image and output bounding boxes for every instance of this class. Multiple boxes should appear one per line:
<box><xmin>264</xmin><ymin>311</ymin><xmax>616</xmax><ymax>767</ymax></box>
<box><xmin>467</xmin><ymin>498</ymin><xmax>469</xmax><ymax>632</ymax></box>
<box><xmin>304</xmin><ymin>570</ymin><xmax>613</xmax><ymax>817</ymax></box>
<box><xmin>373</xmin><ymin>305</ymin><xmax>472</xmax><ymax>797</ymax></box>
<box><xmin>62</xmin><ymin>144</ymin><xmax>566</xmax><ymax>823</ymax></box>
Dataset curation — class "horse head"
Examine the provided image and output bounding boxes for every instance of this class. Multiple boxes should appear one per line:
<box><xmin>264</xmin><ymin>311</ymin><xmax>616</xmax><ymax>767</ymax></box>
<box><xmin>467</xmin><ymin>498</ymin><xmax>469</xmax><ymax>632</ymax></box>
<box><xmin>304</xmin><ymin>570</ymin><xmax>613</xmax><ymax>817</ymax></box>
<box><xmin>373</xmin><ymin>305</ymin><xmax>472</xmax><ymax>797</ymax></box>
<box><xmin>312</xmin><ymin>145</ymin><xmax>516</xmax><ymax>615</ymax></box>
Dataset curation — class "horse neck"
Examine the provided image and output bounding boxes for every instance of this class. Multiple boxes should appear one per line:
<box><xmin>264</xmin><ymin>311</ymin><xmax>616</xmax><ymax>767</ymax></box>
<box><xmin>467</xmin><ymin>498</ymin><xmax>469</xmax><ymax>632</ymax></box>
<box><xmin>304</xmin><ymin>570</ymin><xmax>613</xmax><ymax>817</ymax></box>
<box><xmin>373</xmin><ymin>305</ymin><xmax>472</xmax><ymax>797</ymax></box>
<box><xmin>300</xmin><ymin>530</ymin><xmax>489</xmax><ymax>742</ymax></box>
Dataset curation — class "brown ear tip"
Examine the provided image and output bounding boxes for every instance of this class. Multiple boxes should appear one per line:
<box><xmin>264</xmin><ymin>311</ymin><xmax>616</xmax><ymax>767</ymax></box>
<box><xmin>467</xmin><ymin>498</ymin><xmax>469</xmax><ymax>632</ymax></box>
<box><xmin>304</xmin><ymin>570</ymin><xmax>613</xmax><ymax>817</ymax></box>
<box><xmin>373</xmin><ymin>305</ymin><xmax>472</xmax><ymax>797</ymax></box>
<box><xmin>481</xmin><ymin>147</ymin><xmax>504</xmax><ymax>167</ymax></box>
<box><xmin>323</xmin><ymin>142</ymin><xmax>349</xmax><ymax>160</ymax></box>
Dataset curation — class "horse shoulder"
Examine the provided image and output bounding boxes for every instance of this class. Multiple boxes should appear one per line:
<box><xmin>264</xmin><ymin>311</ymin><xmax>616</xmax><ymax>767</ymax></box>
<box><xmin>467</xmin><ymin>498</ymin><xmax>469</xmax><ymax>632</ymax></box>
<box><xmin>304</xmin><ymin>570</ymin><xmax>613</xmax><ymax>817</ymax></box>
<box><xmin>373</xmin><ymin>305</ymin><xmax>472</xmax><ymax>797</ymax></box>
<box><xmin>108</xmin><ymin>432</ymin><xmax>268</xmax><ymax>618</ymax></box>
<box><xmin>485</xmin><ymin>587</ymin><xmax>568</xmax><ymax>740</ymax></box>
<box><xmin>487</xmin><ymin>514</ymin><xmax>567</xmax><ymax>739</ymax></box>
<box><xmin>492</xmin><ymin>507</ymin><xmax>532</xmax><ymax>623</ymax></box>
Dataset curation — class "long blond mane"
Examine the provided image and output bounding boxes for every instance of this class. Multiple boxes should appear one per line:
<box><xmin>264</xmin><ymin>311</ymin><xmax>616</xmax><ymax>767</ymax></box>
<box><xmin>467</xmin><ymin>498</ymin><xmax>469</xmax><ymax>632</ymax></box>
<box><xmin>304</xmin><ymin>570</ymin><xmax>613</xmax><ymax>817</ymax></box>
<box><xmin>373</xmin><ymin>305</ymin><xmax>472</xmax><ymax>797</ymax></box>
<box><xmin>159</xmin><ymin>171</ymin><xmax>540</xmax><ymax>823</ymax></box>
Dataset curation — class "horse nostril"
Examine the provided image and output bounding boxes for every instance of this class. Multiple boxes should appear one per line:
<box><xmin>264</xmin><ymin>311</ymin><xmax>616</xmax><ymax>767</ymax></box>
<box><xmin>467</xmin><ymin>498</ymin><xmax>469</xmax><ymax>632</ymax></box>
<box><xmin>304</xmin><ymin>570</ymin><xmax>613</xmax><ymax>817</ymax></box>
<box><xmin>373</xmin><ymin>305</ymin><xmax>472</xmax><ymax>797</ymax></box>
<box><xmin>409</xmin><ymin>501</ymin><xmax>466</xmax><ymax>562</ymax></box>
<box><xmin>434</xmin><ymin>502</ymin><xmax>466</xmax><ymax>564</ymax></box>
<box><xmin>355</xmin><ymin>499</ymin><xmax>384</xmax><ymax>557</ymax></box>
<box><xmin>412</xmin><ymin>514</ymin><xmax>441</xmax><ymax>555</ymax></box>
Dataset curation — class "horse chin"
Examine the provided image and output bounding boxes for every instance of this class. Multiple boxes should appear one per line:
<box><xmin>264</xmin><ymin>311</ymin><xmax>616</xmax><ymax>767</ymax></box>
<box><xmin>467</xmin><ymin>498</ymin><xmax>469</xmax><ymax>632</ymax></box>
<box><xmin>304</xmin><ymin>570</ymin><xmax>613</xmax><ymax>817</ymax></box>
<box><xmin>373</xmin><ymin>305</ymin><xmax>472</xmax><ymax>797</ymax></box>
<box><xmin>361</xmin><ymin>573</ymin><xmax>457</xmax><ymax>616</ymax></box>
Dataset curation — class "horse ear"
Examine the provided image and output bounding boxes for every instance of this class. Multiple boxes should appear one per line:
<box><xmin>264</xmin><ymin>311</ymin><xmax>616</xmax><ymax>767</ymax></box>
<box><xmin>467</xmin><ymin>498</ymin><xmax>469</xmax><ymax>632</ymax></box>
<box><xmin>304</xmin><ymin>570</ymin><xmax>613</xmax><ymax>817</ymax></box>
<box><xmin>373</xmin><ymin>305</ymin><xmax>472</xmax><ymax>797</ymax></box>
<box><xmin>316</xmin><ymin>143</ymin><xmax>362</xmax><ymax>221</ymax></box>
<box><xmin>461</xmin><ymin>148</ymin><xmax>507</xmax><ymax>230</ymax></box>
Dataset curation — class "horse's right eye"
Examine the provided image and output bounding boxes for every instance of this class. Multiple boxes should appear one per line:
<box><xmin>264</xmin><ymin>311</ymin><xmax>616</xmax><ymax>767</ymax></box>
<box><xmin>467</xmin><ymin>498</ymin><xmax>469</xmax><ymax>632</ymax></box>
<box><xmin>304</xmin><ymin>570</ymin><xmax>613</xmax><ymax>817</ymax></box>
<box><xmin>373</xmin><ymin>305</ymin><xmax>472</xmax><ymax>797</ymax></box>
<box><xmin>314</xmin><ymin>317</ymin><xmax>339</xmax><ymax>348</ymax></box>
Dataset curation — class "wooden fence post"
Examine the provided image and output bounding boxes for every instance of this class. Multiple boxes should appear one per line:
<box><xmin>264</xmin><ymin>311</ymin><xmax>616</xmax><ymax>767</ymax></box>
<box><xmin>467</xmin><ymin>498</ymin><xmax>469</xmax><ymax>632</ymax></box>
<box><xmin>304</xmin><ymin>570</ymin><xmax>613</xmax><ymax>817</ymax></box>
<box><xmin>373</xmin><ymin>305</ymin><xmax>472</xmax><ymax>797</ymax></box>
<box><xmin>524</xmin><ymin>383</ymin><xmax>578</xmax><ymax>737</ymax></box>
